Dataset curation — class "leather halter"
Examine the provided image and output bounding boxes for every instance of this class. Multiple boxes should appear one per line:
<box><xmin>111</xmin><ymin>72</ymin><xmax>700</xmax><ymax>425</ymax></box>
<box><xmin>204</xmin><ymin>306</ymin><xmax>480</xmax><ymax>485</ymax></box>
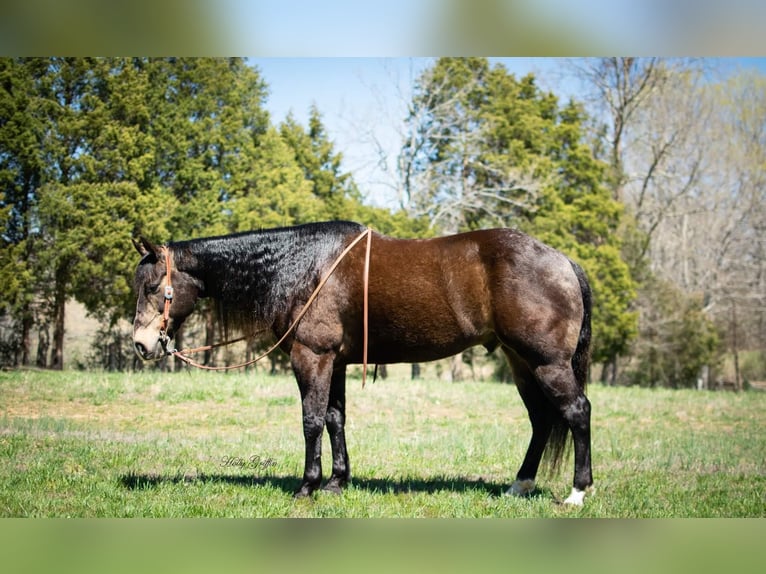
<box><xmin>158</xmin><ymin>247</ymin><xmax>174</xmax><ymax>350</ymax></box>
<box><xmin>159</xmin><ymin>228</ymin><xmax>373</xmax><ymax>387</ymax></box>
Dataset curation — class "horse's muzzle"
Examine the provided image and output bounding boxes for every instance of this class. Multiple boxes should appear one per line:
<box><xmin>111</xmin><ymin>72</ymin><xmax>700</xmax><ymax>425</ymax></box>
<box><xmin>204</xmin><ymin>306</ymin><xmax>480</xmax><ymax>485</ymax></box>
<box><xmin>133</xmin><ymin>323</ymin><xmax>174</xmax><ymax>361</ymax></box>
<box><xmin>133</xmin><ymin>337</ymin><xmax>170</xmax><ymax>361</ymax></box>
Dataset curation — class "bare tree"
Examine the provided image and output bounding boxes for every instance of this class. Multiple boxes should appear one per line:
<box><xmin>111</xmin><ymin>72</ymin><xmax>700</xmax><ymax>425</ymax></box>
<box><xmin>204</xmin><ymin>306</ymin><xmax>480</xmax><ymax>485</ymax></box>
<box><xmin>568</xmin><ymin>58</ymin><xmax>679</xmax><ymax>201</ymax></box>
<box><xmin>578</xmin><ymin>60</ymin><xmax>766</xmax><ymax>387</ymax></box>
<box><xmin>397</xmin><ymin>60</ymin><xmax>545</xmax><ymax>234</ymax></box>
<box><xmin>700</xmin><ymin>71</ymin><xmax>766</xmax><ymax>386</ymax></box>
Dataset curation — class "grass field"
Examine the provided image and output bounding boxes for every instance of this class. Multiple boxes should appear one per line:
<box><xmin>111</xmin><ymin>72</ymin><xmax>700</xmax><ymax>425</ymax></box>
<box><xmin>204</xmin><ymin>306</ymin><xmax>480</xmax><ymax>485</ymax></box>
<box><xmin>1</xmin><ymin>368</ymin><xmax>764</xmax><ymax>517</ymax></box>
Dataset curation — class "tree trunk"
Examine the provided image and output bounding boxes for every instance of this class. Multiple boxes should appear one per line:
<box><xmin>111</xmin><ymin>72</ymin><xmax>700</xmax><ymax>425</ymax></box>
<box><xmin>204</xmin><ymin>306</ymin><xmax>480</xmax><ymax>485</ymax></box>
<box><xmin>49</xmin><ymin>267</ymin><xmax>67</xmax><ymax>370</ymax></box>
<box><xmin>732</xmin><ymin>300</ymin><xmax>741</xmax><ymax>392</ymax></box>
<box><xmin>600</xmin><ymin>357</ymin><xmax>617</xmax><ymax>386</ymax></box>
<box><xmin>36</xmin><ymin>326</ymin><xmax>49</xmax><ymax>368</ymax></box>
<box><xmin>450</xmin><ymin>353</ymin><xmax>464</xmax><ymax>382</ymax></box>
<box><xmin>20</xmin><ymin>308</ymin><xmax>32</xmax><ymax>367</ymax></box>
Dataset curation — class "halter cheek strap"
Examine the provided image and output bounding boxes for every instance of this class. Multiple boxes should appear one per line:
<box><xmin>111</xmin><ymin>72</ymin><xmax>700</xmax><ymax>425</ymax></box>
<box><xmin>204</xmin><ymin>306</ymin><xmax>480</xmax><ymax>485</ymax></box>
<box><xmin>158</xmin><ymin>247</ymin><xmax>174</xmax><ymax>346</ymax></box>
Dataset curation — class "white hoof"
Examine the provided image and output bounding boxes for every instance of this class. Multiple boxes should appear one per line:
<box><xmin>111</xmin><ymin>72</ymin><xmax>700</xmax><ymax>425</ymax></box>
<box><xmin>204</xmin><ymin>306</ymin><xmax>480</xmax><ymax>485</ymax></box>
<box><xmin>505</xmin><ymin>479</ymin><xmax>536</xmax><ymax>497</ymax></box>
<box><xmin>563</xmin><ymin>487</ymin><xmax>586</xmax><ymax>506</ymax></box>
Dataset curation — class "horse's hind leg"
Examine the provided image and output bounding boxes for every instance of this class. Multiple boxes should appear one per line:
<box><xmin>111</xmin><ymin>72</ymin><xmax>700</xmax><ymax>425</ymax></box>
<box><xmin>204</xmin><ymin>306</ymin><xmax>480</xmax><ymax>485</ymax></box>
<box><xmin>534</xmin><ymin>361</ymin><xmax>593</xmax><ymax>505</ymax></box>
<box><xmin>323</xmin><ymin>365</ymin><xmax>350</xmax><ymax>493</ymax></box>
<box><xmin>504</xmin><ymin>352</ymin><xmax>552</xmax><ymax>497</ymax></box>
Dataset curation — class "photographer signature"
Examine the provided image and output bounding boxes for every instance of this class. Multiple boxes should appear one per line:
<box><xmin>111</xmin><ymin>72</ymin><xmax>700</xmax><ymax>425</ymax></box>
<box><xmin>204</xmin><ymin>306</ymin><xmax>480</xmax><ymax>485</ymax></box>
<box><xmin>220</xmin><ymin>454</ymin><xmax>277</xmax><ymax>471</ymax></box>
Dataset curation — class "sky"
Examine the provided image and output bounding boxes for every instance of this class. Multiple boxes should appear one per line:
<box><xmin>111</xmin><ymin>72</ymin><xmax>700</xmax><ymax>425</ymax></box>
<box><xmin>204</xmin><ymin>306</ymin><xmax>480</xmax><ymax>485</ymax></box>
<box><xmin>249</xmin><ymin>57</ymin><xmax>766</xmax><ymax>208</ymax></box>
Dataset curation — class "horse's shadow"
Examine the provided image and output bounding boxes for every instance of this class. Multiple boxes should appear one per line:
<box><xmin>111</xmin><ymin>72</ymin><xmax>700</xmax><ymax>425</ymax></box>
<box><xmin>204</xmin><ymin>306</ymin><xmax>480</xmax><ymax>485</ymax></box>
<box><xmin>119</xmin><ymin>471</ymin><xmax>552</xmax><ymax>499</ymax></box>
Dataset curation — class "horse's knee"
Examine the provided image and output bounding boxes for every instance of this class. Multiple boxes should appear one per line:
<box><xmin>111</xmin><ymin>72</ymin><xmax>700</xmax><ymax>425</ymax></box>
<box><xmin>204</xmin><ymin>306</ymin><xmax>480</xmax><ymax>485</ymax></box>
<box><xmin>302</xmin><ymin>413</ymin><xmax>325</xmax><ymax>437</ymax></box>
<box><xmin>325</xmin><ymin>406</ymin><xmax>345</xmax><ymax>431</ymax></box>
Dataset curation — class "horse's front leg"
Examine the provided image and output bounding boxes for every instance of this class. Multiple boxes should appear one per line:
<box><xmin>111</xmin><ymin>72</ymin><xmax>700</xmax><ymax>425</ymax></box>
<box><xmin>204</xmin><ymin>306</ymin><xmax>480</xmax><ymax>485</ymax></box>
<box><xmin>323</xmin><ymin>365</ymin><xmax>350</xmax><ymax>493</ymax></box>
<box><xmin>291</xmin><ymin>343</ymin><xmax>334</xmax><ymax>498</ymax></box>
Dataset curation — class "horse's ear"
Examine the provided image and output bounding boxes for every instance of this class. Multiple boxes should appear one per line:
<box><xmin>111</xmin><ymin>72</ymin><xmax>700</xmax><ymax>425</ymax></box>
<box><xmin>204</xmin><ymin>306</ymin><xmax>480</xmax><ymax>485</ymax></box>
<box><xmin>132</xmin><ymin>236</ymin><xmax>158</xmax><ymax>258</ymax></box>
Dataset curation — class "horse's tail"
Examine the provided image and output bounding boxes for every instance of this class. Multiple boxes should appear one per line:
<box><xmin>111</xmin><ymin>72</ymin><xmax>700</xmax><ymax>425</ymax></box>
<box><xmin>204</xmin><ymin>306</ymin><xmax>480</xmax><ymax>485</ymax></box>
<box><xmin>542</xmin><ymin>259</ymin><xmax>592</xmax><ymax>475</ymax></box>
<box><xmin>570</xmin><ymin>260</ymin><xmax>592</xmax><ymax>392</ymax></box>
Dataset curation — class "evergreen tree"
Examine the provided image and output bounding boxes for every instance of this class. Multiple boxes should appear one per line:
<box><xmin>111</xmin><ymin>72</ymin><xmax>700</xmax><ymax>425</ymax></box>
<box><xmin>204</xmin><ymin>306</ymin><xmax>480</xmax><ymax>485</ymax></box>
<box><xmin>1</xmin><ymin>58</ymin><xmax>269</xmax><ymax>366</ymax></box>
<box><xmin>279</xmin><ymin>106</ymin><xmax>362</xmax><ymax>220</ymax></box>
<box><xmin>0</xmin><ymin>57</ymin><xmax>434</xmax><ymax>370</ymax></box>
<box><xmin>229</xmin><ymin>126</ymin><xmax>321</xmax><ymax>230</ymax></box>
<box><xmin>145</xmin><ymin>58</ymin><xmax>269</xmax><ymax>238</ymax></box>
<box><xmin>31</xmin><ymin>58</ymin><xmax>169</xmax><ymax>367</ymax></box>
<box><xmin>0</xmin><ymin>58</ymin><xmax>47</xmax><ymax>364</ymax></box>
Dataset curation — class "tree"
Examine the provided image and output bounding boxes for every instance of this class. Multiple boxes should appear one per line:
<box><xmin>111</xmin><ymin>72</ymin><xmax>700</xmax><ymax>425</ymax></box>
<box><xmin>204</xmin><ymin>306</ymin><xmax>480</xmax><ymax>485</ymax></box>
<box><xmin>16</xmin><ymin>57</ymin><xmax>96</xmax><ymax>369</ymax></box>
<box><xmin>568</xmin><ymin>58</ymin><xmax>724</xmax><ymax>385</ymax></box>
<box><xmin>692</xmin><ymin>71</ymin><xmax>766</xmax><ymax>388</ymax></box>
<box><xmin>0</xmin><ymin>58</ymin><xmax>48</xmax><ymax>365</ymax></box>
<box><xmin>626</xmin><ymin>277</ymin><xmax>719</xmax><ymax>388</ymax></box>
<box><xmin>31</xmin><ymin>58</ymin><xmax>171</xmax><ymax>368</ymax></box>
<box><xmin>146</xmin><ymin>58</ymin><xmax>269</xmax><ymax>239</ymax></box>
<box><xmin>279</xmin><ymin>106</ymin><xmax>363</xmax><ymax>221</ymax></box>
<box><xmin>1</xmin><ymin>58</ymin><xmax>271</xmax><ymax>368</ymax></box>
<box><xmin>228</xmin><ymin>126</ymin><xmax>321</xmax><ymax>230</ymax></box>
<box><xmin>399</xmin><ymin>57</ymin><xmax>534</xmax><ymax>233</ymax></box>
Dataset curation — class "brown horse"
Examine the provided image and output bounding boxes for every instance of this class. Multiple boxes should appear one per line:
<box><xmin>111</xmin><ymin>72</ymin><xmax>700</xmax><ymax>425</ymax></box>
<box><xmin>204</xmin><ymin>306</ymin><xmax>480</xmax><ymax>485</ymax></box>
<box><xmin>132</xmin><ymin>221</ymin><xmax>593</xmax><ymax>505</ymax></box>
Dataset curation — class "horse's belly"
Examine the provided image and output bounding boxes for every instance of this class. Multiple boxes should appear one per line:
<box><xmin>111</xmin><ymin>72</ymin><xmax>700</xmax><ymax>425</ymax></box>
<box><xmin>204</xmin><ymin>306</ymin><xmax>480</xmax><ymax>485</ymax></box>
<box><xmin>367</xmin><ymin>340</ymin><xmax>484</xmax><ymax>364</ymax></box>
<box><xmin>364</xmin><ymin>313</ymin><xmax>493</xmax><ymax>364</ymax></box>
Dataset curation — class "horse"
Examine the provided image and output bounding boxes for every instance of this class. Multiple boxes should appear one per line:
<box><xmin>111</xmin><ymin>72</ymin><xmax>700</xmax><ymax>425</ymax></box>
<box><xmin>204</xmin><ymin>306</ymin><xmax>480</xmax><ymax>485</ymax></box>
<box><xmin>132</xmin><ymin>220</ymin><xmax>593</xmax><ymax>505</ymax></box>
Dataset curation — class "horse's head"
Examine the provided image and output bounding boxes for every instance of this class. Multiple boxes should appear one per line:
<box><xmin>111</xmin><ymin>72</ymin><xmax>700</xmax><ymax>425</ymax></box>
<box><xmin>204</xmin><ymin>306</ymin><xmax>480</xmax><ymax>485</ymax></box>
<box><xmin>132</xmin><ymin>237</ymin><xmax>202</xmax><ymax>361</ymax></box>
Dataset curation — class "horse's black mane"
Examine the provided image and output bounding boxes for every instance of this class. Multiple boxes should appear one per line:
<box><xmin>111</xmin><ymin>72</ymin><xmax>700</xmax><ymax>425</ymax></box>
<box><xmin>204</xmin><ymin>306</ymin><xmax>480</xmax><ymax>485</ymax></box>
<box><xmin>172</xmin><ymin>220</ymin><xmax>366</xmax><ymax>336</ymax></box>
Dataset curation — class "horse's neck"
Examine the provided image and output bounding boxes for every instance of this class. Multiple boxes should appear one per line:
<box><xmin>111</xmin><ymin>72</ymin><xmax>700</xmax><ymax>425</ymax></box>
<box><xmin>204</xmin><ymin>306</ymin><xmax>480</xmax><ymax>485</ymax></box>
<box><xmin>180</xmin><ymin>235</ymin><xmax>267</xmax><ymax>298</ymax></box>
<box><xmin>174</xmin><ymin>224</ymin><xmax>359</xmax><ymax>310</ymax></box>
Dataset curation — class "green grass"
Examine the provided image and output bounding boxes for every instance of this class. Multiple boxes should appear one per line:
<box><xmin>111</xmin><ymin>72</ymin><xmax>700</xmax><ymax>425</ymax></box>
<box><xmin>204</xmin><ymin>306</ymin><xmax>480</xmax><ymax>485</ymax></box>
<box><xmin>1</xmin><ymin>369</ymin><xmax>764</xmax><ymax>517</ymax></box>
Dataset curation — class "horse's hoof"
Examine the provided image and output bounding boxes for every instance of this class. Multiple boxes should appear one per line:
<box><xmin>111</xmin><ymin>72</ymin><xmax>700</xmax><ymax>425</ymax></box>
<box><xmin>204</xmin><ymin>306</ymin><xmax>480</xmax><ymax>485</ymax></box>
<box><xmin>321</xmin><ymin>476</ymin><xmax>348</xmax><ymax>494</ymax></box>
<box><xmin>321</xmin><ymin>482</ymin><xmax>343</xmax><ymax>495</ymax></box>
<box><xmin>562</xmin><ymin>487</ymin><xmax>587</xmax><ymax>506</ymax></box>
<box><xmin>294</xmin><ymin>484</ymin><xmax>317</xmax><ymax>498</ymax></box>
<box><xmin>505</xmin><ymin>479</ymin><xmax>536</xmax><ymax>497</ymax></box>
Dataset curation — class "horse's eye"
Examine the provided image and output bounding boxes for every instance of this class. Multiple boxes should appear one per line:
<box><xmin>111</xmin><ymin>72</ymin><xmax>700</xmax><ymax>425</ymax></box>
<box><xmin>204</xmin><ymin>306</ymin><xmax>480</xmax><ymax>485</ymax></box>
<box><xmin>145</xmin><ymin>282</ymin><xmax>161</xmax><ymax>296</ymax></box>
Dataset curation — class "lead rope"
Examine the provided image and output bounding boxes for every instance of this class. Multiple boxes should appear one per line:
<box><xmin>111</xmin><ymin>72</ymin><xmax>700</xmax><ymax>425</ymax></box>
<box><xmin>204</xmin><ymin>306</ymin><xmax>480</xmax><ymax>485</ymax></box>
<box><xmin>166</xmin><ymin>228</ymin><xmax>373</xmax><ymax>386</ymax></box>
<box><xmin>362</xmin><ymin>226</ymin><xmax>372</xmax><ymax>388</ymax></box>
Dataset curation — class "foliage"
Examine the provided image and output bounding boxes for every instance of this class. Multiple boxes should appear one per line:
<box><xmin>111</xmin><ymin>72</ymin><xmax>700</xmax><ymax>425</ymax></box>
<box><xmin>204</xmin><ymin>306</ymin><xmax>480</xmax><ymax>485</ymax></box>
<box><xmin>228</xmin><ymin>126</ymin><xmax>321</xmax><ymax>230</ymax></box>
<box><xmin>624</xmin><ymin>277</ymin><xmax>720</xmax><ymax>388</ymax></box>
<box><xmin>279</xmin><ymin>106</ymin><xmax>362</xmax><ymax>220</ymax></box>
<box><xmin>36</xmin><ymin>181</ymin><xmax>166</xmax><ymax>323</ymax></box>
